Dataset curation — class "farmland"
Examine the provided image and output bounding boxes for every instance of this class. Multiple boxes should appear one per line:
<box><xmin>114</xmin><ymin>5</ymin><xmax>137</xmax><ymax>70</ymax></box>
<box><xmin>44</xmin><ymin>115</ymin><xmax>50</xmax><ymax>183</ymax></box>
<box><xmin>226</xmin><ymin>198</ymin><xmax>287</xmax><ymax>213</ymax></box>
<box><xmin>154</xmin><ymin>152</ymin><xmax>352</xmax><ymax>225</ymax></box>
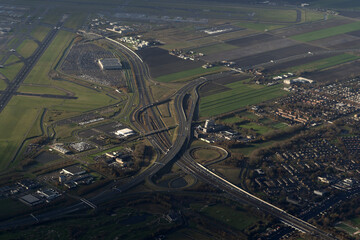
<box><xmin>199</xmin><ymin>81</ymin><xmax>287</xmax><ymax>117</ymax></box>
<box><xmin>291</xmin><ymin>21</ymin><xmax>360</xmax><ymax>42</ymax></box>
<box><xmin>156</xmin><ymin>66</ymin><xmax>224</xmax><ymax>83</ymax></box>
<box><xmin>287</xmin><ymin>54</ymin><xmax>360</xmax><ymax>73</ymax></box>
<box><xmin>137</xmin><ymin>47</ymin><xmax>203</xmax><ymax>78</ymax></box>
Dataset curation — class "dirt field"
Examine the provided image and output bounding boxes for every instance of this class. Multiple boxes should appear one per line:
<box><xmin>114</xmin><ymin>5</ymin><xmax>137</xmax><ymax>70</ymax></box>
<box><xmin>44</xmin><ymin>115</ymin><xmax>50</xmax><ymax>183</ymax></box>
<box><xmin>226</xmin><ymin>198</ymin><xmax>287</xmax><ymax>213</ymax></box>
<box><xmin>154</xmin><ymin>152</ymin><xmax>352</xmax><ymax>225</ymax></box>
<box><xmin>233</xmin><ymin>44</ymin><xmax>323</xmax><ymax>68</ymax></box>
<box><xmin>304</xmin><ymin>60</ymin><xmax>360</xmax><ymax>82</ymax></box>
<box><xmin>137</xmin><ymin>47</ymin><xmax>203</xmax><ymax>78</ymax></box>
<box><xmin>346</xmin><ymin>30</ymin><xmax>360</xmax><ymax>38</ymax></box>
<box><xmin>310</xmin><ymin>34</ymin><xmax>360</xmax><ymax>48</ymax></box>
<box><xmin>270</xmin><ymin>18</ymin><xmax>354</xmax><ymax>37</ymax></box>
<box><xmin>225</xmin><ymin>33</ymin><xmax>280</xmax><ymax>48</ymax></box>
<box><xmin>331</xmin><ymin>39</ymin><xmax>360</xmax><ymax>50</ymax></box>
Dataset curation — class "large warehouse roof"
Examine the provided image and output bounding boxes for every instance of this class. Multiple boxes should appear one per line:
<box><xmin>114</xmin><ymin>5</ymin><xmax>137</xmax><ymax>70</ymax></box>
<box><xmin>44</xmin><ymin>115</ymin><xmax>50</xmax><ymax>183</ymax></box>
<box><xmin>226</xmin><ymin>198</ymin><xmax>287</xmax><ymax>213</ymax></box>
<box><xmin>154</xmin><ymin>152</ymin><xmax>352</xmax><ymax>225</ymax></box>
<box><xmin>98</xmin><ymin>58</ymin><xmax>122</xmax><ymax>70</ymax></box>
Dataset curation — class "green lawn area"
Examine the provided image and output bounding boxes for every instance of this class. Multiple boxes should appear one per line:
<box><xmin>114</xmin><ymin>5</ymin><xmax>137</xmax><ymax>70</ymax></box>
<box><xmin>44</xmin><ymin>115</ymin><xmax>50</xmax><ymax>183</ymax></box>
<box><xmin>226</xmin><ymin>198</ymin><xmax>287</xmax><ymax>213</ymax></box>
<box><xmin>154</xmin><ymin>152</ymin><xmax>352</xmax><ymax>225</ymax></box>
<box><xmin>16</xmin><ymin>39</ymin><xmax>38</xmax><ymax>58</ymax></box>
<box><xmin>17</xmin><ymin>85</ymin><xmax>67</xmax><ymax>95</ymax></box>
<box><xmin>25</xmin><ymin>30</ymin><xmax>75</xmax><ymax>85</ymax></box>
<box><xmin>199</xmin><ymin>204</ymin><xmax>259</xmax><ymax>231</ymax></box>
<box><xmin>0</xmin><ymin>62</ymin><xmax>24</xmax><ymax>81</ymax></box>
<box><xmin>0</xmin><ymin>79</ymin><xmax>6</xmax><ymax>90</ymax></box>
<box><xmin>193</xmin><ymin>43</ymin><xmax>238</xmax><ymax>55</ymax></box>
<box><xmin>155</xmin><ymin>66</ymin><xmax>224</xmax><ymax>83</ymax></box>
<box><xmin>288</xmin><ymin>54</ymin><xmax>360</xmax><ymax>72</ymax></box>
<box><xmin>42</xmin><ymin>10</ymin><xmax>62</xmax><ymax>25</ymax></box>
<box><xmin>291</xmin><ymin>21</ymin><xmax>360</xmax><ymax>42</ymax></box>
<box><xmin>238</xmin><ymin>122</ymin><xmax>272</xmax><ymax>135</ymax></box>
<box><xmin>31</xmin><ymin>26</ymin><xmax>51</xmax><ymax>42</ymax></box>
<box><xmin>336</xmin><ymin>222</ymin><xmax>358</xmax><ymax>235</ymax></box>
<box><xmin>64</xmin><ymin>13</ymin><xmax>86</xmax><ymax>29</ymax></box>
<box><xmin>5</xmin><ymin>55</ymin><xmax>20</xmax><ymax>65</ymax></box>
<box><xmin>200</xmin><ymin>82</ymin><xmax>287</xmax><ymax>117</ymax></box>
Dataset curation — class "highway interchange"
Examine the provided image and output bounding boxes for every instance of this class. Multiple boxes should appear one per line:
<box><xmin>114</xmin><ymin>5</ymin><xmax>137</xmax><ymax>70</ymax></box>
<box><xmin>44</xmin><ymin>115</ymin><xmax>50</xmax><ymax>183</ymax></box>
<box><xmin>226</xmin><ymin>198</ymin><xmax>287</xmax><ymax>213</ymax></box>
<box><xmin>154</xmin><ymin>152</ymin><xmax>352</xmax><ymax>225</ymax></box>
<box><xmin>0</xmin><ymin>32</ymin><xmax>341</xmax><ymax>239</ymax></box>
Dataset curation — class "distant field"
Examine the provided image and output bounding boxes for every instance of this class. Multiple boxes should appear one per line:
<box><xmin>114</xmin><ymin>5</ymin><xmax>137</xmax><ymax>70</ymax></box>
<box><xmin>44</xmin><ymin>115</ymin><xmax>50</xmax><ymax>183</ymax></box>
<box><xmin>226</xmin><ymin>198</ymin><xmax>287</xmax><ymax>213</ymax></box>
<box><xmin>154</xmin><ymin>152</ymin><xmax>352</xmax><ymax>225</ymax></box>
<box><xmin>16</xmin><ymin>39</ymin><xmax>38</xmax><ymax>58</ymax></box>
<box><xmin>235</xmin><ymin>21</ymin><xmax>285</xmax><ymax>31</ymax></box>
<box><xmin>155</xmin><ymin>66</ymin><xmax>224</xmax><ymax>83</ymax></box>
<box><xmin>287</xmin><ymin>54</ymin><xmax>360</xmax><ymax>72</ymax></box>
<box><xmin>31</xmin><ymin>26</ymin><xmax>51</xmax><ymax>42</ymax></box>
<box><xmin>200</xmin><ymin>82</ymin><xmax>287</xmax><ymax>117</ymax></box>
<box><xmin>42</xmin><ymin>9</ymin><xmax>62</xmax><ymax>25</ymax></box>
<box><xmin>0</xmin><ymin>62</ymin><xmax>24</xmax><ymax>81</ymax></box>
<box><xmin>64</xmin><ymin>13</ymin><xmax>86</xmax><ymax>29</ymax></box>
<box><xmin>25</xmin><ymin>31</ymin><xmax>75</xmax><ymax>85</ymax></box>
<box><xmin>193</xmin><ymin>43</ymin><xmax>237</xmax><ymax>55</ymax></box>
<box><xmin>291</xmin><ymin>21</ymin><xmax>360</xmax><ymax>42</ymax></box>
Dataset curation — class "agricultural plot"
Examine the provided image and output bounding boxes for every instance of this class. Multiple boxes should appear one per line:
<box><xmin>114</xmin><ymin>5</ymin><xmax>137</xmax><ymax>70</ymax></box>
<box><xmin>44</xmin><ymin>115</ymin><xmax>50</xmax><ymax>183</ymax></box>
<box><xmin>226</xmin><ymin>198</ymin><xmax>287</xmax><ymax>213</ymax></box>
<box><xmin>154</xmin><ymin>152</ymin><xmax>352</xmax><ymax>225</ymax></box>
<box><xmin>31</xmin><ymin>26</ymin><xmax>51</xmax><ymax>42</ymax></box>
<box><xmin>155</xmin><ymin>66</ymin><xmax>223</xmax><ymax>83</ymax></box>
<box><xmin>16</xmin><ymin>39</ymin><xmax>38</xmax><ymax>58</ymax></box>
<box><xmin>309</xmin><ymin>34</ymin><xmax>360</xmax><ymax>48</ymax></box>
<box><xmin>233</xmin><ymin>44</ymin><xmax>323</xmax><ymax>69</ymax></box>
<box><xmin>291</xmin><ymin>21</ymin><xmax>360</xmax><ymax>42</ymax></box>
<box><xmin>304</xmin><ymin>60</ymin><xmax>360</xmax><ymax>82</ymax></box>
<box><xmin>200</xmin><ymin>81</ymin><xmax>287</xmax><ymax>117</ymax></box>
<box><xmin>203</xmin><ymin>38</ymin><xmax>297</xmax><ymax>63</ymax></box>
<box><xmin>226</xmin><ymin>33</ymin><xmax>280</xmax><ymax>48</ymax></box>
<box><xmin>137</xmin><ymin>47</ymin><xmax>203</xmax><ymax>78</ymax></box>
<box><xmin>192</xmin><ymin>43</ymin><xmax>237</xmax><ymax>55</ymax></box>
<box><xmin>270</xmin><ymin>18</ymin><xmax>353</xmax><ymax>38</ymax></box>
<box><xmin>263</xmin><ymin>52</ymin><xmax>338</xmax><ymax>73</ymax></box>
<box><xmin>234</xmin><ymin>22</ymin><xmax>285</xmax><ymax>32</ymax></box>
<box><xmin>287</xmin><ymin>54</ymin><xmax>360</xmax><ymax>73</ymax></box>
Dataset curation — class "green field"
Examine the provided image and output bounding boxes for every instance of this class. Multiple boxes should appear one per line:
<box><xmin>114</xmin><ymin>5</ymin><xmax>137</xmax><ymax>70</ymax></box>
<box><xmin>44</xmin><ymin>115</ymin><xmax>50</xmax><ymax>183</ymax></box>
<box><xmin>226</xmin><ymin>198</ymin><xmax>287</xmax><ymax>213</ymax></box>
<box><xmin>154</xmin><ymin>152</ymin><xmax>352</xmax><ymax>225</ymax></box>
<box><xmin>288</xmin><ymin>54</ymin><xmax>360</xmax><ymax>72</ymax></box>
<box><xmin>16</xmin><ymin>39</ymin><xmax>38</xmax><ymax>58</ymax></box>
<box><xmin>0</xmin><ymin>62</ymin><xmax>24</xmax><ymax>81</ymax></box>
<box><xmin>25</xmin><ymin>31</ymin><xmax>75</xmax><ymax>85</ymax></box>
<box><xmin>336</xmin><ymin>222</ymin><xmax>358</xmax><ymax>235</ymax></box>
<box><xmin>31</xmin><ymin>26</ymin><xmax>51</xmax><ymax>42</ymax></box>
<box><xmin>238</xmin><ymin>122</ymin><xmax>272</xmax><ymax>135</ymax></box>
<box><xmin>0</xmin><ymin>79</ymin><xmax>6</xmax><ymax>90</ymax></box>
<box><xmin>156</xmin><ymin>66</ymin><xmax>224</xmax><ymax>83</ymax></box>
<box><xmin>193</xmin><ymin>43</ymin><xmax>238</xmax><ymax>55</ymax></box>
<box><xmin>64</xmin><ymin>13</ymin><xmax>86</xmax><ymax>29</ymax></box>
<box><xmin>291</xmin><ymin>21</ymin><xmax>360</xmax><ymax>42</ymax></box>
<box><xmin>198</xmin><ymin>204</ymin><xmax>259</xmax><ymax>231</ymax></box>
<box><xmin>200</xmin><ymin>82</ymin><xmax>287</xmax><ymax>117</ymax></box>
<box><xmin>18</xmin><ymin>85</ymin><xmax>67</xmax><ymax>95</ymax></box>
<box><xmin>5</xmin><ymin>55</ymin><xmax>20</xmax><ymax>65</ymax></box>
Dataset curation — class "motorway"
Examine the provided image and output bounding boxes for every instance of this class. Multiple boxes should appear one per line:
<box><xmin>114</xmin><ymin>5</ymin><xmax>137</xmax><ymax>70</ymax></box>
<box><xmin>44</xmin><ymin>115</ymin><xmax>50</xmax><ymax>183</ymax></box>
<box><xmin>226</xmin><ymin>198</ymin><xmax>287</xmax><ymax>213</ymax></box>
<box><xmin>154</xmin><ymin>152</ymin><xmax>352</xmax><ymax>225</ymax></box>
<box><xmin>0</xmin><ymin>18</ymin><xmax>66</xmax><ymax>113</ymax></box>
<box><xmin>0</xmin><ymin>34</ymin><xmax>339</xmax><ymax>239</ymax></box>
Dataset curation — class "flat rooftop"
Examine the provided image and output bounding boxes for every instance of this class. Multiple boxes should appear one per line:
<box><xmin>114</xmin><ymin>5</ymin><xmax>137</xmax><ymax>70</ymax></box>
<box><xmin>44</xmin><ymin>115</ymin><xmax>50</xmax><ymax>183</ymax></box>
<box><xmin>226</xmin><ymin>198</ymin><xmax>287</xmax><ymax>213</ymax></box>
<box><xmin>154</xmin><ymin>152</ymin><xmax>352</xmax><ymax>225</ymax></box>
<box><xmin>98</xmin><ymin>58</ymin><xmax>122</xmax><ymax>70</ymax></box>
